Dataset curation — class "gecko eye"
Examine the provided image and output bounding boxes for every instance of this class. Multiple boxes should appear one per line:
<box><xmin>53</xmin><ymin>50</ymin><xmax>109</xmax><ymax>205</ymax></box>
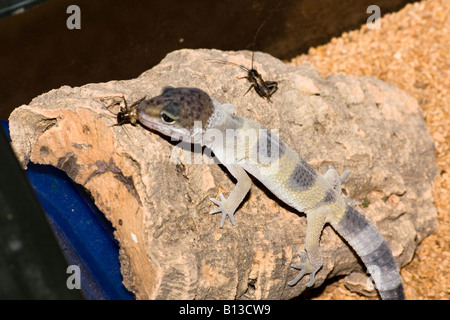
<box><xmin>160</xmin><ymin>103</ymin><xmax>180</xmax><ymax>124</ymax></box>
<box><xmin>161</xmin><ymin>112</ymin><xmax>176</xmax><ymax>124</ymax></box>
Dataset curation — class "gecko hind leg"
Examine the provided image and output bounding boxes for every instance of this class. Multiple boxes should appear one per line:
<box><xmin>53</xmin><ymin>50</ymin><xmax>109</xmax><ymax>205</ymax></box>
<box><xmin>324</xmin><ymin>166</ymin><xmax>357</xmax><ymax>206</ymax></box>
<box><xmin>337</xmin><ymin>169</ymin><xmax>358</xmax><ymax>206</ymax></box>
<box><xmin>288</xmin><ymin>208</ymin><xmax>326</xmax><ymax>288</ymax></box>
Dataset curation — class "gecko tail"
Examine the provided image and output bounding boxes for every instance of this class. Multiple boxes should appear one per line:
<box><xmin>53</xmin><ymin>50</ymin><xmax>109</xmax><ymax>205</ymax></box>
<box><xmin>332</xmin><ymin>205</ymin><xmax>405</xmax><ymax>300</ymax></box>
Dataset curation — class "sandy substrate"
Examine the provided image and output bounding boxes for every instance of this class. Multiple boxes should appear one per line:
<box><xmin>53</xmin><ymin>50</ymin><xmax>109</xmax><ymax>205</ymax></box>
<box><xmin>288</xmin><ymin>0</ymin><xmax>449</xmax><ymax>299</ymax></box>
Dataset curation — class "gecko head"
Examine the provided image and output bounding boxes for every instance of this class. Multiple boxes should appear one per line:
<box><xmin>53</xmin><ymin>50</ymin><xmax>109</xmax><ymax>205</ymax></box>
<box><xmin>137</xmin><ymin>87</ymin><xmax>215</xmax><ymax>142</ymax></box>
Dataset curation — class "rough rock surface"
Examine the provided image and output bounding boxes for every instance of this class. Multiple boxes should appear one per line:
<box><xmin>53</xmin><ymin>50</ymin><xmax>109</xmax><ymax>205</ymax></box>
<box><xmin>9</xmin><ymin>49</ymin><xmax>437</xmax><ymax>299</ymax></box>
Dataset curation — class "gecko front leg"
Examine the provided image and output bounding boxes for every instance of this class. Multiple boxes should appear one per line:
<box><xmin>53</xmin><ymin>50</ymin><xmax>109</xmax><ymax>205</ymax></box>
<box><xmin>209</xmin><ymin>164</ymin><xmax>252</xmax><ymax>227</ymax></box>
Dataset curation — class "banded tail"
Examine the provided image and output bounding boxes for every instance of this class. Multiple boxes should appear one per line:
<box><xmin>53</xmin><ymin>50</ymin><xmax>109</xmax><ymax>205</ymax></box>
<box><xmin>332</xmin><ymin>205</ymin><xmax>405</xmax><ymax>300</ymax></box>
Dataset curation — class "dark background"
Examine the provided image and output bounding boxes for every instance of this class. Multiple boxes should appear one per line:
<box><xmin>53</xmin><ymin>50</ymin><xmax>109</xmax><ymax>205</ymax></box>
<box><xmin>0</xmin><ymin>0</ymin><xmax>415</xmax><ymax>120</ymax></box>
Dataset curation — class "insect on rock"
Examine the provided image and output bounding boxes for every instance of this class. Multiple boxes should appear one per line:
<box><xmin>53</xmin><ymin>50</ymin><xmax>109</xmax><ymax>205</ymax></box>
<box><xmin>211</xmin><ymin>22</ymin><xmax>278</xmax><ymax>102</ymax></box>
<box><xmin>115</xmin><ymin>97</ymin><xmax>146</xmax><ymax>126</ymax></box>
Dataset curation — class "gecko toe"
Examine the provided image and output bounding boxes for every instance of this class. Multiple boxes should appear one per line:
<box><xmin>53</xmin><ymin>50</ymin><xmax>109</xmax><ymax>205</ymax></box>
<box><xmin>228</xmin><ymin>212</ymin><xmax>236</xmax><ymax>225</ymax></box>
<box><xmin>209</xmin><ymin>207</ymin><xmax>222</xmax><ymax>215</ymax></box>
<box><xmin>287</xmin><ymin>269</ymin><xmax>306</xmax><ymax>286</ymax></box>
<box><xmin>305</xmin><ymin>272</ymin><xmax>316</xmax><ymax>287</ymax></box>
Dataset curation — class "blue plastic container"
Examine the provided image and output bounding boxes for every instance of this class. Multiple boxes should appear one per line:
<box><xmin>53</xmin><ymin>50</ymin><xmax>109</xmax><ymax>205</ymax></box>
<box><xmin>1</xmin><ymin>120</ymin><xmax>134</xmax><ymax>300</ymax></box>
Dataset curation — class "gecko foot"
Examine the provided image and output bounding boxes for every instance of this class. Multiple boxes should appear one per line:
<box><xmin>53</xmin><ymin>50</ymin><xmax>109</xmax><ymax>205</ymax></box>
<box><xmin>287</xmin><ymin>251</ymin><xmax>319</xmax><ymax>287</ymax></box>
<box><xmin>209</xmin><ymin>193</ymin><xmax>236</xmax><ymax>227</ymax></box>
